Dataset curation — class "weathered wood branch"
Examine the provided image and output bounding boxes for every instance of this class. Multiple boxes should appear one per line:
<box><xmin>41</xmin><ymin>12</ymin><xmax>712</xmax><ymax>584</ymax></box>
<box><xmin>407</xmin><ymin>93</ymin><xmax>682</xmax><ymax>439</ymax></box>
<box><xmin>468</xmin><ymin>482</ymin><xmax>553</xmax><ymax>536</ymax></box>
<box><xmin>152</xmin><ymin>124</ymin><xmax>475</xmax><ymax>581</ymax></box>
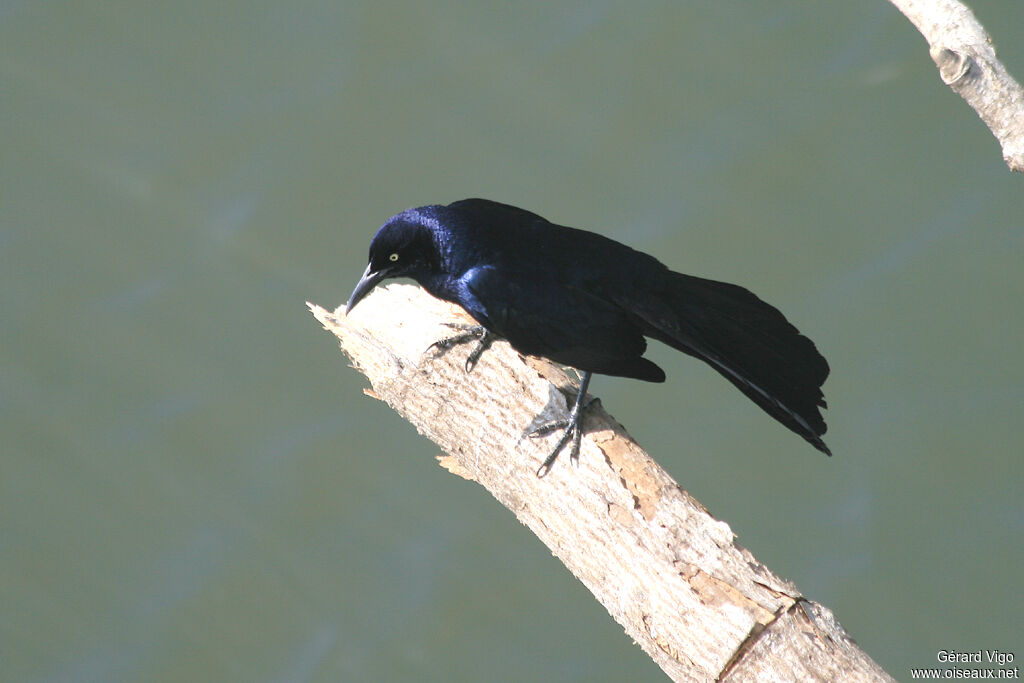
<box><xmin>309</xmin><ymin>284</ymin><xmax>893</xmax><ymax>682</ymax></box>
<box><xmin>888</xmin><ymin>0</ymin><xmax>1024</xmax><ymax>172</ymax></box>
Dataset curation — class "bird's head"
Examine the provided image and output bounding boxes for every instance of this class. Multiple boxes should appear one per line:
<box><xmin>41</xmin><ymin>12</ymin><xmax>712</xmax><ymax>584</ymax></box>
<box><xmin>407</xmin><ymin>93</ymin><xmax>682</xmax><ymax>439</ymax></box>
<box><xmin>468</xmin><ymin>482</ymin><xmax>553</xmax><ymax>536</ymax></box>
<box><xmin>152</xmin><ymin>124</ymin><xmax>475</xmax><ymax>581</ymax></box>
<box><xmin>346</xmin><ymin>208</ymin><xmax>443</xmax><ymax>314</ymax></box>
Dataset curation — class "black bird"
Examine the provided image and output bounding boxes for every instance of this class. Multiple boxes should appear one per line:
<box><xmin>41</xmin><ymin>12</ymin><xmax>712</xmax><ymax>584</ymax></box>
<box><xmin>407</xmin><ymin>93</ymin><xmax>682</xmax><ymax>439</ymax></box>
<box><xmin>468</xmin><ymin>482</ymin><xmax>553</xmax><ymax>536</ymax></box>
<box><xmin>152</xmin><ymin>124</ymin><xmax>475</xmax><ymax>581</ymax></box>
<box><xmin>347</xmin><ymin>198</ymin><xmax>831</xmax><ymax>476</ymax></box>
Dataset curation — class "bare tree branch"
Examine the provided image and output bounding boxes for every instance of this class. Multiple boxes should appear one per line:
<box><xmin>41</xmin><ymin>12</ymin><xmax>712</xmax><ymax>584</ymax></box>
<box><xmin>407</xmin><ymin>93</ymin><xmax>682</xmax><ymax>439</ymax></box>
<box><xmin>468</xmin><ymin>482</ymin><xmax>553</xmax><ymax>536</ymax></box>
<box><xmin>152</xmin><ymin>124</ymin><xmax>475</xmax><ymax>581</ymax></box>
<box><xmin>888</xmin><ymin>0</ymin><xmax>1024</xmax><ymax>172</ymax></box>
<box><xmin>309</xmin><ymin>284</ymin><xmax>894</xmax><ymax>681</ymax></box>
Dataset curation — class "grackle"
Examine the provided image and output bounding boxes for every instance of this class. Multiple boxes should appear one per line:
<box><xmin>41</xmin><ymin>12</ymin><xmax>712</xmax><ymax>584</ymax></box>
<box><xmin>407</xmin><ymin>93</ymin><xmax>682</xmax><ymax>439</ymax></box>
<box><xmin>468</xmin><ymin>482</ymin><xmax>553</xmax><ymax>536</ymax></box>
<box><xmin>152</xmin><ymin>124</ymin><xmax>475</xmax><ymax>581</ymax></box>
<box><xmin>346</xmin><ymin>199</ymin><xmax>831</xmax><ymax>476</ymax></box>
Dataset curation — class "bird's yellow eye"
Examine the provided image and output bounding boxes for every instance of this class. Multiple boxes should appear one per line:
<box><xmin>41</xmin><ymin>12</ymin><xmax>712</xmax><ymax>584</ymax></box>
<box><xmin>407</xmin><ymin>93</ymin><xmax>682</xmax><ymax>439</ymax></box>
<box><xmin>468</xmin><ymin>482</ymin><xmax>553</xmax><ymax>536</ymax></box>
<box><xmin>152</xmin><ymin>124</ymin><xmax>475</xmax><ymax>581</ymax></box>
<box><xmin>389</xmin><ymin>253</ymin><xmax>399</xmax><ymax>262</ymax></box>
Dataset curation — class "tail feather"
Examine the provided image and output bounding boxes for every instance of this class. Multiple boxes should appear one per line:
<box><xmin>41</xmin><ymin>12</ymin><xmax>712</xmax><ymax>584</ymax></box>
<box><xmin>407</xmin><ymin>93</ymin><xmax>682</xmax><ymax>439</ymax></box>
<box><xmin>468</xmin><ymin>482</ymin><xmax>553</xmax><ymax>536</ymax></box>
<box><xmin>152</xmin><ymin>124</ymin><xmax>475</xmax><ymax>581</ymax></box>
<box><xmin>628</xmin><ymin>271</ymin><xmax>831</xmax><ymax>454</ymax></box>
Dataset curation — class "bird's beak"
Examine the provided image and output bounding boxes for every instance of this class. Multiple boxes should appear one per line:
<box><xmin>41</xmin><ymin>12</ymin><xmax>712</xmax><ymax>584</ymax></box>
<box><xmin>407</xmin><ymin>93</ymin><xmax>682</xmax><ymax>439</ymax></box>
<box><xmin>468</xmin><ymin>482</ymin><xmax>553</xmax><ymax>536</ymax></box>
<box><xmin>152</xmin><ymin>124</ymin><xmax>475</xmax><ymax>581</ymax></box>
<box><xmin>346</xmin><ymin>263</ymin><xmax>390</xmax><ymax>315</ymax></box>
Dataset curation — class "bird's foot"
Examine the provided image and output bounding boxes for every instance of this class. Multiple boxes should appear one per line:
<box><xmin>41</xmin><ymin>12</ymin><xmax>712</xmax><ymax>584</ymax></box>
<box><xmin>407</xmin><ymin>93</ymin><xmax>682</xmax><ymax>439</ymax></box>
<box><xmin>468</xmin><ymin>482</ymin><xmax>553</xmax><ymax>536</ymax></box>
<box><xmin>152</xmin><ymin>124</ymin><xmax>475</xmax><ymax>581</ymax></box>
<box><xmin>529</xmin><ymin>415</ymin><xmax>582</xmax><ymax>477</ymax></box>
<box><xmin>427</xmin><ymin>323</ymin><xmax>494</xmax><ymax>373</ymax></box>
<box><xmin>529</xmin><ymin>372</ymin><xmax>596</xmax><ymax>477</ymax></box>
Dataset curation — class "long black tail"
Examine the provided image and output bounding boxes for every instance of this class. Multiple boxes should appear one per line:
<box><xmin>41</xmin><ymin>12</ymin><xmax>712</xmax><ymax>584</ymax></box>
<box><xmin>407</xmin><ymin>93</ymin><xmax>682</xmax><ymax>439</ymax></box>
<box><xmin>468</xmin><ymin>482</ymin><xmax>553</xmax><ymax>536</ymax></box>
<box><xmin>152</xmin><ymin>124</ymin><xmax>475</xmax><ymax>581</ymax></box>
<box><xmin>630</xmin><ymin>271</ymin><xmax>831</xmax><ymax>455</ymax></box>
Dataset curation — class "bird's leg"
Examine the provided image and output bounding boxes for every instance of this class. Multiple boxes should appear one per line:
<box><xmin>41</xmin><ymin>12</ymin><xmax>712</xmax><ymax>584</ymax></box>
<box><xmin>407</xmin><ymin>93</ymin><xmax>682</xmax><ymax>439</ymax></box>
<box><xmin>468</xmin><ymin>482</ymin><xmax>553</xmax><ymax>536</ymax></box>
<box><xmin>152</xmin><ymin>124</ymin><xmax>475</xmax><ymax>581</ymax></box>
<box><xmin>427</xmin><ymin>323</ymin><xmax>495</xmax><ymax>373</ymax></box>
<box><xmin>530</xmin><ymin>371</ymin><xmax>595</xmax><ymax>477</ymax></box>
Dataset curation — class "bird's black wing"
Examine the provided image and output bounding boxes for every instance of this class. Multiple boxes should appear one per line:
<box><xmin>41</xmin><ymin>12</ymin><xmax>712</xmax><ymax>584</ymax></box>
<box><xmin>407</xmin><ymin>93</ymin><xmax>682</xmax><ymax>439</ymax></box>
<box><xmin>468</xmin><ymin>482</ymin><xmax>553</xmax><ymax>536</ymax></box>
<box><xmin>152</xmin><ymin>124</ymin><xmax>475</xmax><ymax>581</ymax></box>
<box><xmin>458</xmin><ymin>264</ymin><xmax>665</xmax><ymax>382</ymax></box>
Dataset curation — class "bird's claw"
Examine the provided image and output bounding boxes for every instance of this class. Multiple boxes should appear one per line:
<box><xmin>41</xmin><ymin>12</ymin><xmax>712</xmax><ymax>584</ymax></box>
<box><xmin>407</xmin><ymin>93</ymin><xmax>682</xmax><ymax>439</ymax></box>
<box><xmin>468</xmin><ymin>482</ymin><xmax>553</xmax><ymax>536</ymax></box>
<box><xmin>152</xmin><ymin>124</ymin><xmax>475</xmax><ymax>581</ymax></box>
<box><xmin>427</xmin><ymin>324</ymin><xmax>493</xmax><ymax>373</ymax></box>
<box><xmin>529</xmin><ymin>381</ymin><xmax>596</xmax><ymax>478</ymax></box>
<box><xmin>427</xmin><ymin>323</ymin><xmax>483</xmax><ymax>351</ymax></box>
<box><xmin>530</xmin><ymin>418</ymin><xmax>584</xmax><ymax>477</ymax></box>
<box><xmin>528</xmin><ymin>419</ymin><xmax>569</xmax><ymax>438</ymax></box>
